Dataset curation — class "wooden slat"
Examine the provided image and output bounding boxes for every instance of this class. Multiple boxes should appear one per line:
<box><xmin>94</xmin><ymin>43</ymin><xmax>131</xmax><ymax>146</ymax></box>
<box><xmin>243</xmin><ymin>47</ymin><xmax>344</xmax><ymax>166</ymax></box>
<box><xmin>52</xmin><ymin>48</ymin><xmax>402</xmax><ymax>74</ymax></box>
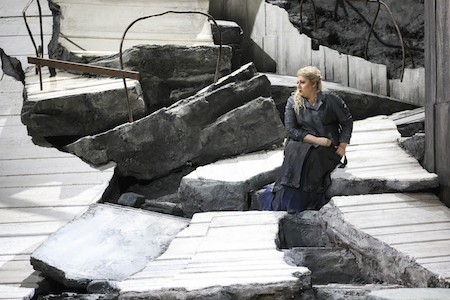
<box><xmin>28</xmin><ymin>57</ymin><xmax>140</xmax><ymax>80</ymax></box>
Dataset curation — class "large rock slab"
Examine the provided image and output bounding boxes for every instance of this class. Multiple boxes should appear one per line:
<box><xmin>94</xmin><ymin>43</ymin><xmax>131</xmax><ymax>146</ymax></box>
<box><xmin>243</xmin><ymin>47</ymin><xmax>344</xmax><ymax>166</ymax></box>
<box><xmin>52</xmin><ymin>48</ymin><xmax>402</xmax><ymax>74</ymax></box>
<box><xmin>177</xmin><ymin>116</ymin><xmax>438</xmax><ymax>216</ymax></box>
<box><xmin>30</xmin><ymin>203</ymin><xmax>189</xmax><ymax>290</ymax></box>
<box><xmin>265</xmin><ymin>73</ymin><xmax>418</xmax><ymax>122</ymax></box>
<box><xmin>66</xmin><ymin>67</ymin><xmax>285</xmax><ymax>180</ymax></box>
<box><xmin>22</xmin><ymin>69</ymin><xmax>147</xmax><ymax>137</ymax></box>
<box><xmin>320</xmin><ymin>193</ymin><xmax>450</xmax><ymax>287</ymax></box>
<box><xmin>117</xmin><ymin>211</ymin><xmax>312</xmax><ymax>299</ymax></box>
<box><xmin>328</xmin><ymin>115</ymin><xmax>438</xmax><ymax>196</ymax></box>
<box><xmin>178</xmin><ymin>150</ymin><xmax>284</xmax><ymax>217</ymax></box>
<box><xmin>89</xmin><ymin>44</ymin><xmax>232</xmax><ymax>111</ymax></box>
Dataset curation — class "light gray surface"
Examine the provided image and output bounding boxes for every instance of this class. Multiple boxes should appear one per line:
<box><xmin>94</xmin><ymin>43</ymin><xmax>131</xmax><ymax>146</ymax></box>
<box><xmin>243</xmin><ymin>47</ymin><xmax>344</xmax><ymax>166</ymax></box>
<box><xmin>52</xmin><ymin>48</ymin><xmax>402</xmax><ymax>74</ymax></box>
<box><xmin>31</xmin><ymin>203</ymin><xmax>189</xmax><ymax>289</ymax></box>
<box><xmin>117</xmin><ymin>211</ymin><xmax>311</xmax><ymax>299</ymax></box>
<box><xmin>321</xmin><ymin>193</ymin><xmax>450</xmax><ymax>287</ymax></box>
<box><xmin>367</xmin><ymin>288</ymin><xmax>450</xmax><ymax>300</ymax></box>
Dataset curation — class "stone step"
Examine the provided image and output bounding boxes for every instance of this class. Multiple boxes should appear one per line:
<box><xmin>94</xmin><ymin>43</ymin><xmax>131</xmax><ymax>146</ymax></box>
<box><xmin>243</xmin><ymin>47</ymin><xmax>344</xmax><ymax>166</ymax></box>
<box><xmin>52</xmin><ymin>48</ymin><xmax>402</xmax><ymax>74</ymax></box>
<box><xmin>117</xmin><ymin>211</ymin><xmax>311</xmax><ymax>299</ymax></box>
<box><xmin>178</xmin><ymin>115</ymin><xmax>438</xmax><ymax>215</ymax></box>
<box><xmin>321</xmin><ymin>193</ymin><xmax>450</xmax><ymax>287</ymax></box>
<box><xmin>367</xmin><ymin>288</ymin><xmax>450</xmax><ymax>300</ymax></box>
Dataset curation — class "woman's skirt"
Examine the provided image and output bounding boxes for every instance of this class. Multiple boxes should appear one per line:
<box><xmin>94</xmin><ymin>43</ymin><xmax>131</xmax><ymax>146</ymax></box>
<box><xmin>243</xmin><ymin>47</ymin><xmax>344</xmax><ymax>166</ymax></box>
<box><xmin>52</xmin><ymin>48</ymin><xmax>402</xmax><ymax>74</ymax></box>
<box><xmin>259</xmin><ymin>145</ymin><xmax>341</xmax><ymax>214</ymax></box>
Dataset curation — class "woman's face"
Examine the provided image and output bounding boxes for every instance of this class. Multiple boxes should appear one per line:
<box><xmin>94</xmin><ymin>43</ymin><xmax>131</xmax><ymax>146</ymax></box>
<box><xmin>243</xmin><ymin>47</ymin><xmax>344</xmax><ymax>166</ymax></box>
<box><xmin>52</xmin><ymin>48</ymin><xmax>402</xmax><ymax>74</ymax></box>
<box><xmin>297</xmin><ymin>75</ymin><xmax>317</xmax><ymax>100</ymax></box>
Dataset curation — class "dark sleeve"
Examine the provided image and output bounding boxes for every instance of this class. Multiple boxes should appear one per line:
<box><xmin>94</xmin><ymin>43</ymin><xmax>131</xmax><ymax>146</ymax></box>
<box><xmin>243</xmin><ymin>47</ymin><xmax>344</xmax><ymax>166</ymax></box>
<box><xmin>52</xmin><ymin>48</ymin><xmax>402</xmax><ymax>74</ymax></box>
<box><xmin>330</xmin><ymin>94</ymin><xmax>353</xmax><ymax>144</ymax></box>
<box><xmin>284</xmin><ymin>97</ymin><xmax>311</xmax><ymax>141</ymax></box>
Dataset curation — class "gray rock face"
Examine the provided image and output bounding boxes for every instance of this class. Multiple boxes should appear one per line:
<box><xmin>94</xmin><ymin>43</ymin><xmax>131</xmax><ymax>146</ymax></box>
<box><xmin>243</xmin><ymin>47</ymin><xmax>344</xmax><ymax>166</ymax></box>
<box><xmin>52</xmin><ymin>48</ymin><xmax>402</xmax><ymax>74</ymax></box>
<box><xmin>265</xmin><ymin>73</ymin><xmax>418</xmax><ymax>122</ymax></box>
<box><xmin>22</xmin><ymin>77</ymin><xmax>147</xmax><ymax>137</ymax></box>
<box><xmin>284</xmin><ymin>247</ymin><xmax>365</xmax><ymax>285</ymax></box>
<box><xmin>178</xmin><ymin>150</ymin><xmax>284</xmax><ymax>217</ymax></box>
<box><xmin>399</xmin><ymin>133</ymin><xmax>425</xmax><ymax>164</ymax></box>
<box><xmin>30</xmin><ymin>203</ymin><xmax>189</xmax><ymax>290</ymax></box>
<box><xmin>66</xmin><ymin>66</ymin><xmax>285</xmax><ymax>180</ymax></box>
<box><xmin>90</xmin><ymin>44</ymin><xmax>232</xmax><ymax>112</ymax></box>
<box><xmin>319</xmin><ymin>194</ymin><xmax>449</xmax><ymax>287</ymax></box>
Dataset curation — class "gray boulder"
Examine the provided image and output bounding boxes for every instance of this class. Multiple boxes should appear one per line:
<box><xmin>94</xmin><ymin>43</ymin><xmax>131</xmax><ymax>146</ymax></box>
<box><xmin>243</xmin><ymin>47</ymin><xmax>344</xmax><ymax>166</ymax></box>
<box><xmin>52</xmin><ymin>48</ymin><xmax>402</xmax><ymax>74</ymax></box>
<box><xmin>30</xmin><ymin>203</ymin><xmax>189</xmax><ymax>290</ymax></box>
<box><xmin>178</xmin><ymin>149</ymin><xmax>284</xmax><ymax>217</ymax></box>
<box><xmin>22</xmin><ymin>76</ymin><xmax>147</xmax><ymax>137</ymax></box>
<box><xmin>66</xmin><ymin>68</ymin><xmax>285</xmax><ymax>180</ymax></box>
<box><xmin>90</xmin><ymin>44</ymin><xmax>232</xmax><ymax>111</ymax></box>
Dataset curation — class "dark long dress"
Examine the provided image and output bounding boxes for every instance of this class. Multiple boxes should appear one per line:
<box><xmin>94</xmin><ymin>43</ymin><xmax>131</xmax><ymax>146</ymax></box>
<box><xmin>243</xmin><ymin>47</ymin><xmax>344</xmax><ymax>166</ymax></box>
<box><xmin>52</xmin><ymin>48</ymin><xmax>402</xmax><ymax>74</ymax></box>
<box><xmin>260</xmin><ymin>91</ymin><xmax>353</xmax><ymax>213</ymax></box>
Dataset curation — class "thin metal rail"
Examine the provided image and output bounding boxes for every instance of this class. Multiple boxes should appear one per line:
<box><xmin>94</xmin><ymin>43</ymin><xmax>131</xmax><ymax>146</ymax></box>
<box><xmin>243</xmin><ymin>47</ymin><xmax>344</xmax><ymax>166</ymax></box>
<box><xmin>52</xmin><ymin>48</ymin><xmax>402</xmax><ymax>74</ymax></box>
<box><xmin>25</xmin><ymin>6</ymin><xmax>223</xmax><ymax>124</ymax></box>
<box><xmin>119</xmin><ymin>11</ymin><xmax>223</xmax><ymax>123</ymax></box>
<box><xmin>23</xmin><ymin>0</ymin><xmax>44</xmax><ymax>90</ymax></box>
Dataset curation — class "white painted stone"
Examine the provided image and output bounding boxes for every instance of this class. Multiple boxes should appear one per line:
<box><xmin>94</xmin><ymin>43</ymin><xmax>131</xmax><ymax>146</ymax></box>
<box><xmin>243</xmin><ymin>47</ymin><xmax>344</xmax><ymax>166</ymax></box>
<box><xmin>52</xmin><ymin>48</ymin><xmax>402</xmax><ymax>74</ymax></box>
<box><xmin>367</xmin><ymin>288</ymin><xmax>450</xmax><ymax>300</ymax></box>
<box><xmin>30</xmin><ymin>203</ymin><xmax>189</xmax><ymax>289</ymax></box>
<box><xmin>118</xmin><ymin>211</ymin><xmax>311</xmax><ymax>298</ymax></box>
<box><xmin>321</xmin><ymin>193</ymin><xmax>450</xmax><ymax>287</ymax></box>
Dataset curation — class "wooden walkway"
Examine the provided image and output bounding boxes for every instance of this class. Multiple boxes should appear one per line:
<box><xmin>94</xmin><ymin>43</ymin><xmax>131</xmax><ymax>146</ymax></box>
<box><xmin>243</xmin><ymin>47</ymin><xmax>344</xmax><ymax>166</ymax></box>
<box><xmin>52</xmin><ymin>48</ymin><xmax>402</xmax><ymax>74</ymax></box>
<box><xmin>0</xmin><ymin>67</ymin><xmax>115</xmax><ymax>298</ymax></box>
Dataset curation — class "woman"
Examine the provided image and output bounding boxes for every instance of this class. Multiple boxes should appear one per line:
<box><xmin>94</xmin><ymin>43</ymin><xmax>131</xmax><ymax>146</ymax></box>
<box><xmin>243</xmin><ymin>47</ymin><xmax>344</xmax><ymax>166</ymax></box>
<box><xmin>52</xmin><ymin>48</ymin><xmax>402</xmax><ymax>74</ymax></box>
<box><xmin>261</xmin><ymin>66</ymin><xmax>353</xmax><ymax>213</ymax></box>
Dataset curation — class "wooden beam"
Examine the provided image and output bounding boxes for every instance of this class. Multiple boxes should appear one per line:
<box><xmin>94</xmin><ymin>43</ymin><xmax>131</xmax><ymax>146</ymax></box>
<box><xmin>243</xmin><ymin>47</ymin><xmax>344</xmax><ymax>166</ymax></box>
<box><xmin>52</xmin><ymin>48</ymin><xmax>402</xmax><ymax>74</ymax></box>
<box><xmin>28</xmin><ymin>57</ymin><xmax>140</xmax><ymax>80</ymax></box>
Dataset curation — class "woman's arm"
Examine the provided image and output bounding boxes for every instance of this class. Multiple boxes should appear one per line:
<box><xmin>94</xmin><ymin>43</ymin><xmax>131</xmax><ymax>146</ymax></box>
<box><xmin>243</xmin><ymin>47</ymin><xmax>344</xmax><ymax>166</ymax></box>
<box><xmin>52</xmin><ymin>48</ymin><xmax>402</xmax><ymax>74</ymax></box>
<box><xmin>303</xmin><ymin>134</ymin><xmax>332</xmax><ymax>147</ymax></box>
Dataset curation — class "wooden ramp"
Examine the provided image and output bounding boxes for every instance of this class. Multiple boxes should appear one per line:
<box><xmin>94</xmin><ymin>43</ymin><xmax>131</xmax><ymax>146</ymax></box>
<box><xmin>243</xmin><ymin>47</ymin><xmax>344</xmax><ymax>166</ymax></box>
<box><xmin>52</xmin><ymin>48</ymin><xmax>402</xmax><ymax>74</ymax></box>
<box><xmin>0</xmin><ymin>73</ymin><xmax>115</xmax><ymax>298</ymax></box>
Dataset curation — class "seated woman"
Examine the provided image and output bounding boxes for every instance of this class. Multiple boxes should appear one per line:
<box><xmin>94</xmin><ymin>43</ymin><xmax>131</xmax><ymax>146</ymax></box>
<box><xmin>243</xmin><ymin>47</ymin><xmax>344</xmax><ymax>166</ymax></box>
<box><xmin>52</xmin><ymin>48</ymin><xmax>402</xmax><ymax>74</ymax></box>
<box><xmin>260</xmin><ymin>66</ymin><xmax>353</xmax><ymax>213</ymax></box>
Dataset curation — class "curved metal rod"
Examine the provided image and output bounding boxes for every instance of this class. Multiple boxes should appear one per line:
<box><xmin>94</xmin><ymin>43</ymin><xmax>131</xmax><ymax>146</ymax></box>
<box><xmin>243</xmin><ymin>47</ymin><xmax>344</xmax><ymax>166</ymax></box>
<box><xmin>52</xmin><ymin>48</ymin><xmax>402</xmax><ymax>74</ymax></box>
<box><xmin>364</xmin><ymin>0</ymin><xmax>380</xmax><ymax>60</ymax></box>
<box><xmin>299</xmin><ymin>0</ymin><xmax>317</xmax><ymax>33</ymax></box>
<box><xmin>23</xmin><ymin>0</ymin><xmax>44</xmax><ymax>89</ymax></box>
<box><xmin>377</xmin><ymin>0</ymin><xmax>406</xmax><ymax>81</ymax></box>
<box><xmin>345</xmin><ymin>0</ymin><xmax>408</xmax><ymax>81</ymax></box>
<box><xmin>119</xmin><ymin>10</ymin><xmax>223</xmax><ymax>123</ymax></box>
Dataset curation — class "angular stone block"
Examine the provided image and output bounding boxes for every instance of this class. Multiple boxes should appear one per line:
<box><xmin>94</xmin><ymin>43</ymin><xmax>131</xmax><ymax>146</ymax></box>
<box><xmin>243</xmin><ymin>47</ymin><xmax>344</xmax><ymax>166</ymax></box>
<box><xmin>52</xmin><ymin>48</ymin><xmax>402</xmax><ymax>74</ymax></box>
<box><xmin>178</xmin><ymin>150</ymin><xmax>284</xmax><ymax>217</ymax></box>
<box><xmin>22</xmin><ymin>73</ymin><xmax>147</xmax><ymax>137</ymax></box>
<box><xmin>66</xmin><ymin>69</ymin><xmax>285</xmax><ymax>181</ymax></box>
<box><xmin>30</xmin><ymin>203</ymin><xmax>189</xmax><ymax>289</ymax></box>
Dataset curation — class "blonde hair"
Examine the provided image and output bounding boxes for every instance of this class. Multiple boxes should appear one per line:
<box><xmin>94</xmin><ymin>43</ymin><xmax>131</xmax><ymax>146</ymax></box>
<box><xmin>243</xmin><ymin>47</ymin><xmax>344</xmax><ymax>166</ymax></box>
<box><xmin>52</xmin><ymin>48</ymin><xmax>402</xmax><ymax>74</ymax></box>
<box><xmin>293</xmin><ymin>66</ymin><xmax>322</xmax><ymax>113</ymax></box>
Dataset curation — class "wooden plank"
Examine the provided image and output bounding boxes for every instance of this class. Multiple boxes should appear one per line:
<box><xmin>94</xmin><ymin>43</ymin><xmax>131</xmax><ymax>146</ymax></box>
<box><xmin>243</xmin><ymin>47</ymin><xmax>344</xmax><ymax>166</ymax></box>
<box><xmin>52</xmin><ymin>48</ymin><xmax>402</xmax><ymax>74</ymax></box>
<box><xmin>0</xmin><ymin>172</ymin><xmax>113</xmax><ymax>188</ymax></box>
<box><xmin>0</xmin><ymin>236</ymin><xmax>49</xmax><ymax>256</ymax></box>
<box><xmin>0</xmin><ymin>221</ymin><xmax>69</xmax><ymax>237</ymax></box>
<box><xmin>0</xmin><ymin>207</ymin><xmax>88</xmax><ymax>224</ymax></box>
<box><xmin>28</xmin><ymin>57</ymin><xmax>140</xmax><ymax>80</ymax></box>
<box><xmin>0</xmin><ymin>185</ymin><xmax>107</xmax><ymax>208</ymax></box>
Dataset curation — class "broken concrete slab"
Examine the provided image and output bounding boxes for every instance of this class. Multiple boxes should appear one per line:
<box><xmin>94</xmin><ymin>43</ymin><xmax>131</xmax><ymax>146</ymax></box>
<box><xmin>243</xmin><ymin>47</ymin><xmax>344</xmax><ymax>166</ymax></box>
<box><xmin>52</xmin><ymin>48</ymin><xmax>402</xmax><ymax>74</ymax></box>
<box><xmin>367</xmin><ymin>288</ymin><xmax>450</xmax><ymax>300</ymax></box>
<box><xmin>22</xmin><ymin>69</ymin><xmax>147</xmax><ymax>137</ymax></box>
<box><xmin>399</xmin><ymin>133</ymin><xmax>425</xmax><ymax>165</ymax></box>
<box><xmin>178</xmin><ymin>149</ymin><xmax>284</xmax><ymax>217</ymax></box>
<box><xmin>264</xmin><ymin>73</ymin><xmax>418</xmax><ymax>122</ymax></box>
<box><xmin>30</xmin><ymin>203</ymin><xmax>189</xmax><ymax>290</ymax></box>
<box><xmin>66</xmin><ymin>71</ymin><xmax>285</xmax><ymax>181</ymax></box>
<box><xmin>320</xmin><ymin>193</ymin><xmax>450</xmax><ymax>287</ymax></box>
<box><xmin>117</xmin><ymin>211</ymin><xmax>312</xmax><ymax>299</ymax></box>
<box><xmin>328</xmin><ymin>116</ymin><xmax>438</xmax><ymax>196</ymax></box>
<box><xmin>178</xmin><ymin>116</ymin><xmax>438</xmax><ymax>216</ymax></box>
<box><xmin>389</xmin><ymin>107</ymin><xmax>425</xmax><ymax>137</ymax></box>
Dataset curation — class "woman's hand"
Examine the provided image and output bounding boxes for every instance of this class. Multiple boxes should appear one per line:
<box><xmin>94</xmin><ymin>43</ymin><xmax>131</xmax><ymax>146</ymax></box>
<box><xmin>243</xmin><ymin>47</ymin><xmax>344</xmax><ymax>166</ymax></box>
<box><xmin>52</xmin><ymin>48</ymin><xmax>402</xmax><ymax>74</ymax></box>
<box><xmin>335</xmin><ymin>143</ymin><xmax>348</xmax><ymax>157</ymax></box>
<box><xmin>303</xmin><ymin>134</ymin><xmax>332</xmax><ymax>147</ymax></box>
